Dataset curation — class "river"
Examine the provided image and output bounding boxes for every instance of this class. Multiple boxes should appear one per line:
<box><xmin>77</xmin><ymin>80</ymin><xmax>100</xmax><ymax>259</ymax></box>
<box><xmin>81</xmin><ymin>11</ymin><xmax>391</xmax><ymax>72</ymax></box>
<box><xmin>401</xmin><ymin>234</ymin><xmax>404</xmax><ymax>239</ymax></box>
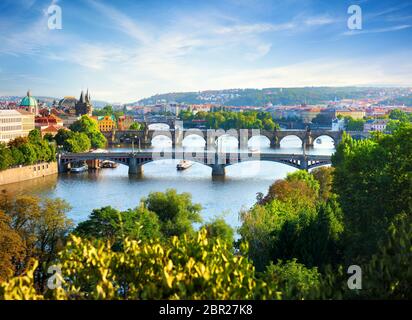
<box><xmin>2</xmin><ymin>132</ymin><xmax>335</xmax><ymax>230</ymax></box>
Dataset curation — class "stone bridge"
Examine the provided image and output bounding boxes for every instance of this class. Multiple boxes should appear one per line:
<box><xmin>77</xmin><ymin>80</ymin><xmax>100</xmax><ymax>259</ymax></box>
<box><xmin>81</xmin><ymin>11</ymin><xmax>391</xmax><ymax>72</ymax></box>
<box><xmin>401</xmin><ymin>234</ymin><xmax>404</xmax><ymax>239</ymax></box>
<box><xmin>58</xmin><ymin>151</ymin><xmax>332</xmax><ymax>177</ymax></box>
<box><xmin>105</xmin><ymin>128</ymin><xmax>370</xmax><ymax>148</ymax></box>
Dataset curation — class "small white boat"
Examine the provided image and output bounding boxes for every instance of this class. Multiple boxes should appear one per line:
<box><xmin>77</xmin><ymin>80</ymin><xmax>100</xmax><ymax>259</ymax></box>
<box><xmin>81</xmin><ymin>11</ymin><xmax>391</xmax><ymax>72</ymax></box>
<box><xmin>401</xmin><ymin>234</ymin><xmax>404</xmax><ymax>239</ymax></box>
<box><xmin>177</xmin><ymin>160</ymin><xmax>192</xmax><ymax>171</ymax></box>
<box><xmin>248</xmin><ymin>147</ymin><xmax>260</xmax><ymax>153</ymax></box>
<box><xmin>70</xmin><ymin>164</ymin><xmax>88</xmax><ymax>173</ymax></box>
<box><xmin>101</xmin><ymin>161</ymin><xmax>118</xmax><ymax>169</ymax></box>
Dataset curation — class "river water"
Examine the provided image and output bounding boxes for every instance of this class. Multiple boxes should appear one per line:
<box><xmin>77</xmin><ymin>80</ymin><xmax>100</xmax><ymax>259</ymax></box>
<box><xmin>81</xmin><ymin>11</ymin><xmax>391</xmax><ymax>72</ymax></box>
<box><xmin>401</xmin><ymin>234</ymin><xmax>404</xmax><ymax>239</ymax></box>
<box><xmin>3</xmin><ymin>131</ymin><xmax>335</xmax><ymax>230</ymax></box>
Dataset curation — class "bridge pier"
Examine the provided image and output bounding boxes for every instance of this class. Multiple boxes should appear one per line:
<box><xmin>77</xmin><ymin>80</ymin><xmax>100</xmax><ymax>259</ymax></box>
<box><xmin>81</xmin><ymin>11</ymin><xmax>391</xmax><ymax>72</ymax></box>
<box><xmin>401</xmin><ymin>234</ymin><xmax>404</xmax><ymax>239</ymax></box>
<box><xmin>211</xmin><ymin>164</ymin><xmax>226</xmax><ymax>177</ymax></box>
<box><xmin>128</xmin><ymin>158</ymin><xmax>144</xmax><ymax>175</ymax></box>
<box><xmin>271</xmin><ymin>137</ymin><xmax>280</xmax><ymax>148</ymax></box>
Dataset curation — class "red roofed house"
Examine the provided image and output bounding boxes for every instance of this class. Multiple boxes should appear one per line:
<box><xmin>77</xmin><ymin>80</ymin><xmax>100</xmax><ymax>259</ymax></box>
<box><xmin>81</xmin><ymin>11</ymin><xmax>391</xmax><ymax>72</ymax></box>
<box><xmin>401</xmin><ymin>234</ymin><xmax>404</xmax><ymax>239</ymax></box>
<box><xmin>35</xmin><ymin>114</ymin><xmax>64</xmax><ymax>137</ymax></box>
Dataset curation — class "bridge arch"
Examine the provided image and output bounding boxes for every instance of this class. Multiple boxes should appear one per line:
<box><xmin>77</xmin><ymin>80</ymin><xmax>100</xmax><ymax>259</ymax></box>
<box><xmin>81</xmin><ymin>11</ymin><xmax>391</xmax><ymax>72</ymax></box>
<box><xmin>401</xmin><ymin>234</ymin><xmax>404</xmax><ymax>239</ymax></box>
<box><xmin>279</xmin><ymin>135</ymin><xmax>303</xmax><ymax>147</ymax></box>
<box><xmin>248</xmin><ymin>135</ymin><xmax>271</xmax><ymax>148</ymax></box>
<box><xmin>182</xmin><ymin>129</ymin><xmax>206</xmax><ymax>144</ymax></box>
<box><xmin>312</xmin><ymin>135</ymin><xmax>336</xmax><ymax>147</ymax></box>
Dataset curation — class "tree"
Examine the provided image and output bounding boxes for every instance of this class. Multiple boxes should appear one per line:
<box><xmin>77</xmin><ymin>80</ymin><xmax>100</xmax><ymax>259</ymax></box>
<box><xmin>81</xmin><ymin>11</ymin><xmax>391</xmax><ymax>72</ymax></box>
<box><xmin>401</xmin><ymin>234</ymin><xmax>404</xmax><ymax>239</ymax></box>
<box><xmin>0</xmin><ymin>229</ymin><xmax>276</xmax><ymax>300</ymax></box>
<box><xmin>70</xmin><ymin>115</ymin><xmax>106</xmax><ymax>149</ymax></box>
<box><xmin>0</xmin><ymin>195</ymin><xmax>72</xmax><ymax>290</ymax></box>
<box><xmin>19</xmin><ymin>143</ymin><xmax>37</xmax><ymax>165</ymax></box>
<box><xmin>259</xmin><ymin>170</ymin><xmax>320</xmax><ymax>206</ymax></box>
<box><xmin>129</xmin><ymin>122</ymin><xmax>141</xmax><ymax>130</ymax></box>
<box><xmin>345</xmin><ymin>117</ymin><xmax>365</xmax><ymax>131</ymax></box>
<box><xmin>0</xmin><ymin>210</ymin><xmax>24</xmax><ymax>281</ymax></box>
<box><xmin>311</xmin><ymin>167</ymin><xmax>334</xmax><ymax>201</ymax></box>
<box><xmin>388</xmin><ymin>109</ymin><xmax>410</xmax><ymax>122</ymax></box>
<box><xmin>332</xmin><ymin>125</ymin><xmax>412</xmax><ymax>261</ymax></box>
<box><xmin>55</xmin><ymin>129</ymin><xmax>73</xmax><ymax>147</ymax></box>
<box><xmin>262</xmin><ymin>259</ymin><xmax>320</xmax><ymax>300</ymax></box>
<box><xmin>63</xmin><ymin>132</ymin><xmax>91</xmax><ymax>153</ymax></box>
<box><xmin>0</xmin><ymin>143</ymin><xmax>13</xmax><ymax>170</ymax></box>
<box><xmin>74</xmin><ymin>205</ymin><xmax>161</xmax><ymax>245</ymax></box>
<box><xmin>203</xmin><ymin>218</ymin><xmax>234</xmax><ymax>245</ymax></box>
<box><xmin>143</xmin><ymin>189</ymin><xmax>202</xmax><ymax>238</ymax></box>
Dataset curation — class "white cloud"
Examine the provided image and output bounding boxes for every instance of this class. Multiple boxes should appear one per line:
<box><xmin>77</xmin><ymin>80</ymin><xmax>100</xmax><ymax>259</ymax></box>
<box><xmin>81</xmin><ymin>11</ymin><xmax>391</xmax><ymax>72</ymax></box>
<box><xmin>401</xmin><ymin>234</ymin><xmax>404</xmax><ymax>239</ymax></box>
<box><xmin>343</xmin><ymin>24</ymin><xmax>412</xmax><ymax>36</ymax></box>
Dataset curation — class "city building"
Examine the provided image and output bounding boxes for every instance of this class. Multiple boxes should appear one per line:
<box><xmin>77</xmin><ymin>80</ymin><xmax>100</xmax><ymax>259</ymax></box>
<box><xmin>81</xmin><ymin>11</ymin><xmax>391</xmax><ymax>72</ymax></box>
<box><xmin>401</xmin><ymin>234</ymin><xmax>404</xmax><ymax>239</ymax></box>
<box><xmin>19</xmin><ymin>90</ymin><xmax>39</xmax><ymax>115</ymax></box>
<box><xmin>35</xmin><ymin>114</ymin><xmax>64</xmax><ymax>131</ymax></box>
<box><xmin>334</xmin><ymin>109</ymin><xmax>366</xmax><ymax>120</ymax></box>
<box><xmin>51</xmin><ymin>108</ymin><xmax>79</xmax><ymax>128</ymax></box>
<box><xmin>0</xmin><ymin>110</ymin><xmax>33</xmax><ymax>143</ymax></box>
<box><xmin>331</xmin><ymin>118</ymin><xmax>345</xmax><ymax>131</ymax></box>
<box><xmin>17</xmin><ymin>110</ymin><xmax>35</xmax><ymax>136</ymax></box>
<box><xmin>300</xmin><ymin>107</ymin><xmax>323</xmax><ymax>123</ymax></box>
<box><xmin>75</xmin><ymin>90</ymin><xmax>93</xmax><ymax>116</ymax></box>
<box><xmin>363</xmin><ymin>119</ymin><xmax>388</xmax><ymax>133</ymax></box>
<box><xmin>59</xmin><ymin>96</ymin><xmax>78</xmax><ymax>115</ymax></box>
<box><xmin>117</xmin><ymin>115</ymin><xmax>135</xmax><ymax>130</ymax></box>
<box><xmin>96</xmin><ymin>115</ymin><xmax>116</xmax><ymax>132</ymax></box>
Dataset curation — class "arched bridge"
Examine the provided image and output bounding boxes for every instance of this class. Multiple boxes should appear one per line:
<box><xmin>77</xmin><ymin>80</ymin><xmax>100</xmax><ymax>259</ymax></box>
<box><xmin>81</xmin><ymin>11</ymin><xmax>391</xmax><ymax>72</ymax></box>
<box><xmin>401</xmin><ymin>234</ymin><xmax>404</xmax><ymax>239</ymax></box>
<box><xmin>58</xmin><ymin>151</ymin><xmax>332</xmax><ymax>177</ymax></box>
<box><xmin>107</xmin><ymin>128</ymin><xmax>370</xmax><ymax>148</ymax></box>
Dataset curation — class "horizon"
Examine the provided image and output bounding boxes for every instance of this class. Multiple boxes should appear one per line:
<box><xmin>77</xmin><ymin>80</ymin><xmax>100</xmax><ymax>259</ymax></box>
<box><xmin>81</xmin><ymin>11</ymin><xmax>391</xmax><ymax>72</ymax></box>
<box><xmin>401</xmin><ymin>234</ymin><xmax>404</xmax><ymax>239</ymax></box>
<box><xmin>1</xmin><ymin>85</ymin><xmax>412</xmax><ymax>105</ymax></box>
<box><xmin>1</xmin><ymin>0</ymin><xmax>412</xmax><ymax>103</ymax></box>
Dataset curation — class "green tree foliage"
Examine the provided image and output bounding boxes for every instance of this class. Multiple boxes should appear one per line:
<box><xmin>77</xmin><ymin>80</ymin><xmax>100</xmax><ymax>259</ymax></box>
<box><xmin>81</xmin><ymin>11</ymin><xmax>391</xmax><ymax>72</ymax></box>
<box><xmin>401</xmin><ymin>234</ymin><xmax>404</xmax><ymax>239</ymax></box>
<box><xmin>0</xmin><ymin>195</ymin><xmax>72</xmax><ymax>290</ymax></box>
<box><xmin>311</xmin><ymin>167</ymin><xmax>334</xmax><ymax>201</ymax></box>
<box><xmin>0</xmin><ymin>143</ymin><xmax>13</xmax><ymax>170</ymax></box>
<box><xmin>259</xmin><ymin>170</ymin><xmax>320</xmax><ymax>206</ymax></box>
<box><xmin>0</xmin><ymin>210</ymin><xmax>24</xmax><ymax>281</ymax></box>
<box><xmin>63</xmin><ymin>132</ymin><xmax>91</xmax><ymax>153</ymax></box>
<box><xmin>0</xmin><ymin>130</ymin><xmax>56</xmax><ymax>170</ymax></box>
<box><xmin>261</xmin><ymin>259</ymin><xmax>320</xmax><ymax>300</ymax></box>
<box><xmin>182</xmin><ymin>110</ymin><xmax>279</xmax><ymax>130</ymax></box>
<box><xmin>54</xmin><ymin>129</ymin><xmax>72</xmax><ymax>147</ymax></box>
<box><xmin>74</xmin><ymin>205</ymin><xmax>161</xmax><ymax>245</ymax></box>
<box><xmin>143</xmin><ymin>189</ymin><xmax>202</xmax><ymax>238</ymax></box>
<box><xmin>203</xmin><ymin>218</ymin><xmax>234</xmax><ymax>245</ymax></box>
<box><xmin>385</xmin><ymin>109</ymin><xmax>412</xmax><ymax>133</ymax></box>
<box><xmin>332</xmin><ymin>125</ymin><xmax>412</xmax><ymax>261</ymax></box>
<box><xmin>70</xmin><ymin>115</ymin><xmax>107</xmax><ymax>149</ymax></box>
<box><xmin>315</xmin><ymin>215</ymin><xmax>411</xmax><ymax>300</ymax></box>
<box><xmin>0</xmin><ymin>230</ymin><xmax>274</xmax><ymax>300</ymax></box>
<box><xmin>312</xmin><ymin>113</ymin><xmax>332</xmax><ymax>125</ymax></box>
<box><xmin>271</xmin><ymin>198</ymin><xmax>343</xmax><ymax>269</ymax></box>
<box><xmin>240</xmin><ymin>169</ymin><xmax>343</xmax><ymax>271</ymax></box>
<box><xmin>388</xmin><ymin>109</ymin><xmax>411</xmax><ymax>122</ymax></box>
<box><xmin>129</xmin><ymin>122</ymin><xmax>142</xmax><ymax>130</ymax></box>
<box><xmin>345</xmin><ymin>116</ymin><xmax>365</xmax><ymax>131</ymax></box>
<box><xmin>93</xmin><ymin>105</ymin><xmax>125</xmax><ymax>121</ymax></box>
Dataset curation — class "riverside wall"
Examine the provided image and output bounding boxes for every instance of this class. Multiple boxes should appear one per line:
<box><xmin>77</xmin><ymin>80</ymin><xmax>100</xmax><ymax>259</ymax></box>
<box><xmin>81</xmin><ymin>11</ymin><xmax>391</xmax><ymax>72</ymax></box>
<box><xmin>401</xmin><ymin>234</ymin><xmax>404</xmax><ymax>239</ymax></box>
<box><xmin>0</xmin><ymin>162</ymin><xmax>58</xmax><ymax>186</ymax></box>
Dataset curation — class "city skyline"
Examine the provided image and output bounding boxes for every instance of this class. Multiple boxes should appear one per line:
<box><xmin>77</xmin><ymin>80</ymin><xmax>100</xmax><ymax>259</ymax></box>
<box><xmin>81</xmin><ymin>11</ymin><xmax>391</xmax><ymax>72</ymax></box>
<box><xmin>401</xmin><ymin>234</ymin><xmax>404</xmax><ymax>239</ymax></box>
<box><xmin>0</xmin><ymin>0</ymin><xmax>412</xmax><ymax>103</ymax></box>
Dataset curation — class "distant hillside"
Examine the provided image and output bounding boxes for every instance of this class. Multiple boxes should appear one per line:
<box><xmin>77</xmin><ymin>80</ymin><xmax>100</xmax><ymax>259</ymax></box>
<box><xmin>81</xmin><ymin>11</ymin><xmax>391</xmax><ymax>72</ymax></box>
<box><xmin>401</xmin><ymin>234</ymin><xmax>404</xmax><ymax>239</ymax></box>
<box><xmin>137</xmin><ymin>87</ymin><xmax>410</xmax><ymax>106</ymax></box>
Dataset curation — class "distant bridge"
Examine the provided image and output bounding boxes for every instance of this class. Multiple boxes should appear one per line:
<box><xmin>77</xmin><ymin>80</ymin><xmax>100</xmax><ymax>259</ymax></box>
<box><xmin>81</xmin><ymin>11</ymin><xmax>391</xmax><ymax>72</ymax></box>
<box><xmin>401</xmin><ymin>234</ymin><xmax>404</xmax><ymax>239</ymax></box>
<box><xmin>58</xmin><ymin>150</ymin><xmax>332</xmax><ymax>177</ymax></box>
<box><xmin>104</xmin><ymin>127</ymin><xmax>370</xmax><ymax>148</ymax></box>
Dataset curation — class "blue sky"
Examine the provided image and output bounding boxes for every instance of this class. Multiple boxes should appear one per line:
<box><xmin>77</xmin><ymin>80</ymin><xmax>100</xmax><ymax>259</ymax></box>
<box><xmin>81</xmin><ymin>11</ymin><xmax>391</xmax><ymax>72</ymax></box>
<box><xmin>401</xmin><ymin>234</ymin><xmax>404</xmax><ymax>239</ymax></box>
<box><xmin>0</xmin><ymin>0</ymin><xmax>411</xmax><ymax>103</ymax></box>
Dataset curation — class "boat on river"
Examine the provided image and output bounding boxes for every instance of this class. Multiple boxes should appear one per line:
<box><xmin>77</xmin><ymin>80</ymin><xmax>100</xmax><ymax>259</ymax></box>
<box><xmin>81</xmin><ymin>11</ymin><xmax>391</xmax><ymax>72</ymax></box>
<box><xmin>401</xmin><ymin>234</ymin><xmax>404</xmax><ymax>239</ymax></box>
<box><xmin>70</xmin><ymin>163</ymin><xmax>88</xmax><ymax>173</ymax></box>
<box><xmin>177</xmin><ymin>160</ymin><xmax>193</xmax><ymax>171</ymax></box>
<box><xmin>101</xmin><ymin>161</ymin><xmax>119</xmax><ymax>169</ymax></box>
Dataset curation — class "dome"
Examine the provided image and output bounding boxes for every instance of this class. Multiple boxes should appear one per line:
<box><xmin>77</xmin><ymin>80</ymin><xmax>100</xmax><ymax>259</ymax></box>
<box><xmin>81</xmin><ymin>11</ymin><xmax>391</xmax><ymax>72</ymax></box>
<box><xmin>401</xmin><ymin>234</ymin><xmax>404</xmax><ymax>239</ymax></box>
<box><xmin>59</xmin><ymin>96</ymin><xmax>77</xmax><ymax>109</ymax></box>
<box><xmin>20</xmin><ymin>90</ymin><xmax>38</xmax><ymax>108</ymax></box>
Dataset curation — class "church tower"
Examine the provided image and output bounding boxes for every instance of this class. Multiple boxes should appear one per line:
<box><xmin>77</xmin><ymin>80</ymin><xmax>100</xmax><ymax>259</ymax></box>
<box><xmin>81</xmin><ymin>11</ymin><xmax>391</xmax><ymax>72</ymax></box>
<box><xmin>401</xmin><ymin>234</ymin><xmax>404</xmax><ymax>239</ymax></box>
<box><xmin>75</xmin><ymin>89</ymin><xmax>93</xmax><ymax>116</ymax></box>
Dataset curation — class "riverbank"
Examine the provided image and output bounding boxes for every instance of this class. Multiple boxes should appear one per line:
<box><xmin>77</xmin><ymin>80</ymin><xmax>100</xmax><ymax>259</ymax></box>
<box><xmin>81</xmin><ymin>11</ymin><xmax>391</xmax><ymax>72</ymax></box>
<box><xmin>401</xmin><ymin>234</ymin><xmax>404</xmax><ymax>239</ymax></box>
<box><xmin>0</xmin><ymin>162</ymin><xmax>58</xmax><ymax>186</ymax></box>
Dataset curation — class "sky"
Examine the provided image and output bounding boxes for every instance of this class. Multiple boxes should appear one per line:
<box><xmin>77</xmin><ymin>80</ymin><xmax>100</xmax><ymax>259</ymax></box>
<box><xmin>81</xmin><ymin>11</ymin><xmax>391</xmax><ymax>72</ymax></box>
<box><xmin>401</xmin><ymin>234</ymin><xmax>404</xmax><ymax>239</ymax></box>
<box><xmin>0</xmin><ymin>0</ymin><xmax>411</xmax><ymax>103</ymax></box>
